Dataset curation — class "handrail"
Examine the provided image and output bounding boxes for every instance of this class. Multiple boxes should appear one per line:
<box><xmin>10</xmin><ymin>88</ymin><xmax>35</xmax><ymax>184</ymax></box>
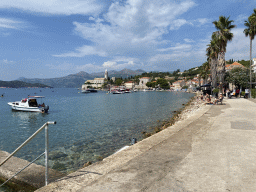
<box><xmin>0</xmin><ymin>121</ymin><xmax>56</xmax><ymax>186</ymax></box>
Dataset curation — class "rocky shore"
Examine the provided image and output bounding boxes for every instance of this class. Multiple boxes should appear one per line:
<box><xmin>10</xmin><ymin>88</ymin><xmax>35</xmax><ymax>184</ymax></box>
<box><xmin>142</xmin><ymin>92</ymin><xmax>208</xmax><ymax>138</ymax></box>
<box><xmin>174</xmin><ymin>92</ymin><xmax>207</xmax><ymax>122</ymax></box>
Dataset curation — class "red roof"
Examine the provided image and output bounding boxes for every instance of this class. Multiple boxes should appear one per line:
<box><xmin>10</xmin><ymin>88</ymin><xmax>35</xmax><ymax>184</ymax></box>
<box><xmin>226</xmin><ymin>62</ymin><xmax>246</xmax><ymax>69</ymax></box>
<box><xmin>140</xmin><ymin>77</ymin><xmax>151</xmax><ymax>79</ymax></box>
<box><xmin>125</xmin><ymin>81</ymin><xmax>134</xmax><ymax>83</ymax></box>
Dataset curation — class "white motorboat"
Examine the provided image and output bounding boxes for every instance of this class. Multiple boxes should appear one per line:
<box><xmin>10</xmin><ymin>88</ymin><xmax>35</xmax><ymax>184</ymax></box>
<box><xmin>81</xmin><ymin>89</ymin><xmax>90</xmax><ymax>93</ymax></box>
<box><xmin>8</xmin><ymin>96</ymin><xmax>49</xmax><ymax>113</ymax></box>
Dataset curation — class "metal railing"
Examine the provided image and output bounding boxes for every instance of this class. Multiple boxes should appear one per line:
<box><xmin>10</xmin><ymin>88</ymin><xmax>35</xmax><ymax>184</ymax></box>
<box><xmin>0</xmin><ymin>121</ymin><xmax>56</xmax><ymax>187</ymax></box>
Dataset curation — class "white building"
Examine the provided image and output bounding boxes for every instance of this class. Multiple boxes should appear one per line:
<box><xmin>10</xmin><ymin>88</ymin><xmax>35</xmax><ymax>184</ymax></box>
<box><xmin>134</xmin><ymin>77</ymin><xmax>152</xmax><ymax>89</ymax></box>
<box><xmin>82</xmin><ymin>70</ymin><xmax>108</xmax><ymax>89</ymax></box>
<box><xmin>125</xmin><ymin>81</ymin><xmax>135</xmax><ymax>89</ymax></box>
<box><xmin>253</xmin><ymin>58</ymin><xmax>256</xmax><ymax>72</ymax></box>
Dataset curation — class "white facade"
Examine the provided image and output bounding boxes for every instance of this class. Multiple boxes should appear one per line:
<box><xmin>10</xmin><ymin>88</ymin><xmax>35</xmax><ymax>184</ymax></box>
<box><xmin>82</xmin><ymin>78</ymin><xmax>106</xmax><ymax>89</ymax></box>
<box><xmin>104</xmin><ymin>69</ymin><xmax>108</xmax><ymax>79</ymax></box>
<box><xmin>253</xmin><ymin>58</ymin><xmax>256</xmax><ymax>72</ymax></box>
<box><xmin>125</xmin><ymin>81</ymin><xmax>135</xmax><ymax>89</ymax></box>
<box><xmin>139</xmin><ymin>77</ymin><xmax>151</xmax><ymax>86</ymax></box>
<box><xmin>135</xmin><ymin>77</ymin><xmax>151</xmax><ymax>89</ymax></box>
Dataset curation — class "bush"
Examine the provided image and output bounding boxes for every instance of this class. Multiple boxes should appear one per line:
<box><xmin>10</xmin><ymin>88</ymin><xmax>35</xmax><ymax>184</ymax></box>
<box><xmin>212</xmin><ymin>88</ymin><xmax>219</xmax><ymax>93</ymax></box>
<box><xmin>251</xmin><ymin>89</ymin><xmax>256</xmax><ymax>98</ymax></box>
<box><xmin>240</xmin><ymin>91</ymin><xmax>245</xmax><ymax>96</ymax></box>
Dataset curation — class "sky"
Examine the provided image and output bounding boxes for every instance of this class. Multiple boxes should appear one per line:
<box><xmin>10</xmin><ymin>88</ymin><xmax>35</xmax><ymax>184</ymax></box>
<box><xmin>0</xmin><ymin>0</ymin><xmax>256</xmax><ymax>81</ymax></box>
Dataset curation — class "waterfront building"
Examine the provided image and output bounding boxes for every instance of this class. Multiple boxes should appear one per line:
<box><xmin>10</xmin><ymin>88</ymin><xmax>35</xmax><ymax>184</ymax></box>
<box><xmin>82</xmin><ymin>70</ymin><xmax>108</xmax><ymax>89</ymax></box>
<box><xmin>172</xmin><ymin>80</ymin><xmax>186</xmax><ymax>90</ymax></box>
<box><xmin>134</xmin><ymin>77</ymin><xmax>152</xmax><ymax>89</ymax></box>
<box><xmin>125</xmin><ymin>81</ymin><xmax>136</xmax><ymax>89</ymax></box>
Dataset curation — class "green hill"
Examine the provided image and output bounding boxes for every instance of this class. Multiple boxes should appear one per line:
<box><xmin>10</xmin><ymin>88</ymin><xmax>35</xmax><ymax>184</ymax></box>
<box><xmin>0</xmin><ymin>80</ymin><xmax>50</xmax><ymax>88</ymax></box>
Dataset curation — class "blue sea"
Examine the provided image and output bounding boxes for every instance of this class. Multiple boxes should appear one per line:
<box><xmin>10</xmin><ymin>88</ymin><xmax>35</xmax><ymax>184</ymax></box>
<box><xmin>0</xmin><ymin>88</ymin><xmax>193</xmax><ymax>191</ymax></box>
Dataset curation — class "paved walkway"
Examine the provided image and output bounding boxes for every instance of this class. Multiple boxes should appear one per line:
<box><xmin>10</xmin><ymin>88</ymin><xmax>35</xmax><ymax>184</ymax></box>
<box><xmin>36</xmin><ymin>98</ymin><xmax>256</xmax><ymax>192</ymax></box>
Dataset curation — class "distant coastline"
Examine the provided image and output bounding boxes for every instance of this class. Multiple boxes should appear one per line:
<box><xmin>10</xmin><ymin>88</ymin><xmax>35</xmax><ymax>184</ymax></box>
<box><xmin>0</xmin><ymin>80</ymin><xmax>51</xmax><ymax>88</ymax></box>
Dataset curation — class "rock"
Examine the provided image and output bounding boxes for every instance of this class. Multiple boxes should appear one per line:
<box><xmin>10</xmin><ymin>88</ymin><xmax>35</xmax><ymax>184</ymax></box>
<box><xmin>83</xmin><ymin>161</ymin><xmax>92</xmax><ymax>168</ymax></box>
<box><xmin>49</xmin><ymin>151</ymin><xmax>68</xmax><ymax>160</ymax></box>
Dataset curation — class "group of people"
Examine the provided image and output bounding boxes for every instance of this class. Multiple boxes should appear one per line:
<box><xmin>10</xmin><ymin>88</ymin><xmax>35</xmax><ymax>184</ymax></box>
<box><xmin>227</xmin><ymin>88</ymin><xmax>249</xmax><ymax>99</ymax></box>
<box><xmin>198</xmin><ymin>93</ymin><xmax>224</xmax><ymax>105</ymax></box>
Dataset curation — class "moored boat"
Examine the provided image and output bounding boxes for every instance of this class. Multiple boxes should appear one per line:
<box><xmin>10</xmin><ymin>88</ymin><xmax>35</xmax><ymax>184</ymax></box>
<box><xmin>8</xmin><ymin>96</ymin><xmax>49</xmax><ymax>113</ymax></box>
<box><xmin>81</xmin><ymin>90</ymin><xmax>90</xmax><ymax>93</ymax></box>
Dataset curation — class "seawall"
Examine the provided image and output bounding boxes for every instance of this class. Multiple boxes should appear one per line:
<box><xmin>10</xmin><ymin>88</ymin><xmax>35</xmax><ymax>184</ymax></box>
<box><xmin>0</xmin><ymin>150</ymin><xmax>65</xmax><ymax>190</ymax></box>
<box><xmin>36</xmin><ymin>94</ymin><xmax>211</xmax><ymax>191</ymax></box>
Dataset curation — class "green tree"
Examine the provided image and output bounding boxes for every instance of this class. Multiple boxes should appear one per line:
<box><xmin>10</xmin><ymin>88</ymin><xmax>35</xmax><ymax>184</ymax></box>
<box><xmin>115</xmin><ymin>79</ymin><xmax>123</xmax><ymax>86</ymax></box>
<box><xmin>213</xmin><ymin>16</ymin><xmax>235</xmax><ymax>93</ymax></box>
<box><xmin>199</xmin><ymin>62</ymin><xmax>210</xmax><ymax>85</ymax></box>
<box><xmin>244</xmin><ymin>9</ymin><xmax>256</xmax><ymax>97</ymax></box>
<box><xmin>206</xmin><ymin>33</ymin><xmax>219</xmax><ymax>88</ymax></box>
<box><xmin>226</xmin><ymin>67</ymin><xmax>249</xmax><ymax>88</ymax></box>
<box><xmin>156</xmin><ymin>78</ymin><xmax>170</xmax><ymax>89</ymax></box>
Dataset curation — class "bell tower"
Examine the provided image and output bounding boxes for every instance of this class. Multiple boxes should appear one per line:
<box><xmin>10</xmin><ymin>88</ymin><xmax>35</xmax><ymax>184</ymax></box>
<box><xmin>104</xmin><ymin>69</ymin><xmax>108</xmax><ymax>79</ymax></box>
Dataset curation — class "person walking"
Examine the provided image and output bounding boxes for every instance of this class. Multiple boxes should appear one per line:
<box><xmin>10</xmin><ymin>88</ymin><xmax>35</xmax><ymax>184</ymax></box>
<box><xmin>245</xmin><ymin>88</ymin><xmax>249</xmax><ymax>98</ymax></box>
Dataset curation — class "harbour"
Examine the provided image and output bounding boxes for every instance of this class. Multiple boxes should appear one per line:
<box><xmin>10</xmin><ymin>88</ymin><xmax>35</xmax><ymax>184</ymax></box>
<box><xmin>0</xmin><ymin>88</ymin><xmax>194</xmax><ymax>188</ymax></box>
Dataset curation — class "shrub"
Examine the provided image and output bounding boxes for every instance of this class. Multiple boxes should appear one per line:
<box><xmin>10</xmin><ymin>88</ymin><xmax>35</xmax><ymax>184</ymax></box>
<box><xmin>212</xmin><ymin>88</ymin><xmax>219</xmax><ymax>93</ymax></box>
<box><xmin>251</xmin><ymin>89</ymin><xmax>256</xmax><ymax>98</ymax></box>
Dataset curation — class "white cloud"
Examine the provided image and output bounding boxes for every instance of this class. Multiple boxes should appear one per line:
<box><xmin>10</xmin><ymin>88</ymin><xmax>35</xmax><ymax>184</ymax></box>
<box><xmin>169</xmin><ymin>19</ymin><xmax>188</xmax><ymax>30</ymax></box>
<box><xmin>157</xmin><ymin>43</ymin><xmax>192</xmax><ymax>52</ymax></box>
<box><xmin>0</xmin><ymin>18</ymin><xmax>24</xmax><ymax>29</ymax></box>
<box><xmin>236</xmin><ymin>14</ymin><xmax>248</xmax><ymax>25</ymax></box>
<box><xmin>226</xmin><ymin>28</ymin><xmax>256</xmax><ymax>60</ymax></box>
<box><xmin>0</xmin><ymin>0</ymin><xmax>103</xmax><ymax>16</ymax></box>
<box><xmin>55</xmin><ymin>0</ymin><xmax>196</xmax><ymax>58</ymax></box>
<box><xmin>196</xmin><ymin>18</ymin><xmax>210</xmax><ymax>25</ymax></box>
<box><xmin>184</xmin><ymin>38</ymin><xmax>195</xmax><ymax>43</ymax></box>
<box><xmin>53</xmin><ymin>45</ymin><xmax>107</xmax><ymax>57</ymax></box>
<box><xmin>2</xmin><ymin>59</ymin><xmax>15</xmax><ymax>64</ymax></box>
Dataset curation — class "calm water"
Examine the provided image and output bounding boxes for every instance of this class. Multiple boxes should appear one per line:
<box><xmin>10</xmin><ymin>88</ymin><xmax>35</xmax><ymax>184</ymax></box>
<box><xmin>0</xmin><ymin>88</ymin><xmax>193</xmax><ymax>190</ymax></box>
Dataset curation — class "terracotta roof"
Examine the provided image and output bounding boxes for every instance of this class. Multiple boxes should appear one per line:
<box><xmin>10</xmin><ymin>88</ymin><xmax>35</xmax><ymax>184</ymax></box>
<box><xmin>232</xmin><ymin>62</ymin><xmax>243</xmax><ymax>66</ymax></box>
<box><xmin>140</xmin><ymin>77</ymin><xmax>151</xmax><ymax>79</ymax></box>
<box><xmin>226</xmin><ymin>62</ymin><xmax>246</xmax><ymax>69</ymax></box>
<box><xmin>125</xmin><ymin>81</ymin><xmax>134</xmax><ymax>83</ymax></box>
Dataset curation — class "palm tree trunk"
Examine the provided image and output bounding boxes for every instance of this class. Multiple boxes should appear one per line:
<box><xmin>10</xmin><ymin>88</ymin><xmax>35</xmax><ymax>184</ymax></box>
<box><xmin>210</xmin><ymin>58</ymin><xmax>218</xmax><ymax>88</ymax></box>
<box><xmin>250</xmin><ymin>38</ymin><xmax>252</xmax><ymax>98</ymax></box>
<box><xmin>218</xmin><ymin>51</ymin><xmax>225</xmax><ymax>94</ymax></box>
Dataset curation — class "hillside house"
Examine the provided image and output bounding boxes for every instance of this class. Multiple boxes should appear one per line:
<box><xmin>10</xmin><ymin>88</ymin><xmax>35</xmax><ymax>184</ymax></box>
<box><xmin>172</xmin><ymin>80</ymin><xmax>186</xmax><ymax>90</ymax></box>
<box><xmin>225</xmin><ymin>62</ymin><xmax>247</xmax><ymax>72</ymax></box>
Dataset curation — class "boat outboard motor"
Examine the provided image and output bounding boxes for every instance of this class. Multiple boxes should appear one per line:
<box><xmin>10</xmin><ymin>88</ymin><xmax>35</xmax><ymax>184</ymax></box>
<box><xmin>131</xmin><ymin>138</ymin><xmax>137</xmax><ymax>145</ymax></box>
<box><xmin>44</xmin><ymin>105</ymin><xmax>49</xmax><ymax>113</ymax></box>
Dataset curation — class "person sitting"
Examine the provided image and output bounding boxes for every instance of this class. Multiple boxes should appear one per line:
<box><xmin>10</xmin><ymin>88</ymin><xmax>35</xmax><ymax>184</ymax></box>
<box><xmin>214</xmin><ymin>93</ymin><xmax>224</xmax><ymax>105</ymax></box>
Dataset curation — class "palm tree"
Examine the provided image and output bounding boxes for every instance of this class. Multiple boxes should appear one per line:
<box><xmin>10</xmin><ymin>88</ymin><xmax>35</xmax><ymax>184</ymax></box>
<box><xmin>206</xmin><ymin>33</ymin><xmax>219</xmax><ymax>89</ymax></box>
<box><xmin>213</xmin><ymin>16</ymin><xmax>235</xmax><ymax>93</ymax></box>
<box><xmin>199</xmin><ymin>62</ymin><xmax>210</xmax><ymax>85</ymax></box>
<box><xmin>244</xmin><ymin>9</ymin><xmax>256</xmax><ymax>98</ymax></box>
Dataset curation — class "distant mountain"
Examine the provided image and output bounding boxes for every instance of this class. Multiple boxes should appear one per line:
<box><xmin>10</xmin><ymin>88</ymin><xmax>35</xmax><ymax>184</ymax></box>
<box><xmin>17</xmin><ymin>69</ymin><xmax>145</xmax><ymax>88</ymax></box>
<box><xmin>0</xmin><ymin>80</ymin><xmax>50</xmax><ymax>88</ymax></box>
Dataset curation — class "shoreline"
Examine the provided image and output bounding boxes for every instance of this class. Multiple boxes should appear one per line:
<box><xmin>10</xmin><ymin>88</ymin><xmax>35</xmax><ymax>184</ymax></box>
<box><xmin>142</xmin><ymin>91</ymin><xmax>205</xmax><ymax>138</ymax></box>
<box><xmin>35</xmin><ymin>91</ymin><xmax>212</xmax><ymax>192</ymax></box>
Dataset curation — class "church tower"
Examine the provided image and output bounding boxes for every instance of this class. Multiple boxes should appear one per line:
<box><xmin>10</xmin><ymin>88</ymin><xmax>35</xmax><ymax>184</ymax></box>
<box><xmin>104</xmin><ymin>69</ymin><xmax>108</xmax><ymax>80</ymax></box>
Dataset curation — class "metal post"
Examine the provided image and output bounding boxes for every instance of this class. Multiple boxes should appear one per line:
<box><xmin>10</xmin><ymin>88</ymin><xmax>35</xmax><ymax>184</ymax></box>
<box><xmin>45</xmin><ymin>124</ymin><xmax>49</xmax><ymax>186</ymax></box>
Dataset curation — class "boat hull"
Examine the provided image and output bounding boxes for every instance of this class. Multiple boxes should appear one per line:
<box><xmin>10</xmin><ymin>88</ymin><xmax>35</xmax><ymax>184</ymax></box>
<box><xmin>8</xmin><ymin>102</ymin><xmax>49</xmax><ymax>113</ymax></box>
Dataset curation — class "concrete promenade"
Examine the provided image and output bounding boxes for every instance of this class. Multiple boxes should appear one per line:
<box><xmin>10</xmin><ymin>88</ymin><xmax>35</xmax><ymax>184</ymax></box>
<box><xmin>36</xmin><ymin>98</ymin><xmax>256</xmax><ymax>192</ymax></box>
